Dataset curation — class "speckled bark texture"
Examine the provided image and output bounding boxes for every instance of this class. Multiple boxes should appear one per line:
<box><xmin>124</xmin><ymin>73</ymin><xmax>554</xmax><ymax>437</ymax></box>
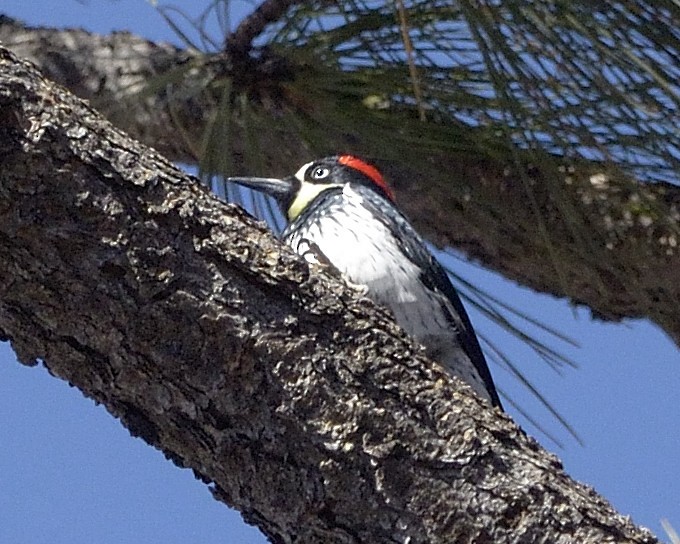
<box><xmin>1</xmin><ymin>16</ymin><xmax>679</xmax><ymax>346</ymax></box>
<box><xmin>0</xmin><ymin>47</ymin><xmax>659</xmax><ymax>543</ymax></box>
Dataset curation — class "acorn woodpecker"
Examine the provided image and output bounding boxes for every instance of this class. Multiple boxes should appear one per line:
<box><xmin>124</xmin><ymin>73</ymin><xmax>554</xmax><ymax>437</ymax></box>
<box><xmin>228</xmin><ymin>155</ymin><xmax>502</xmax><ymax>408</ymax></box>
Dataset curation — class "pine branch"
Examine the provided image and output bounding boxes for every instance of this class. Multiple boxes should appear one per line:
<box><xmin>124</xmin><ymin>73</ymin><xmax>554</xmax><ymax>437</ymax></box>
<box><xmin>0</xmin><ymin>44</ymin><xmax>660</xmax><ymax>544</ymax></box>
<box><xmin>225</xmin><ymin>0</ymin><xmax>302</xmax><ymax>55</ymax></box>
<box><xmin>1</xmin><ymin>15</ymin><xmax>678</xmax><ymax>348</ymax></box>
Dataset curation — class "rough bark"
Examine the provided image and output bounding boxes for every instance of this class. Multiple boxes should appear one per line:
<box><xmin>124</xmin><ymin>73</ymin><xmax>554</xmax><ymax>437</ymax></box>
<box><xmin>0</xmin><ymin>46</ymin><xmax>659</xmax><ymax>544</ymax></box>
<box><xmin>1</xmin><ymin>15</ymin><xmax>679</xmax><ymax>346</ymax></box>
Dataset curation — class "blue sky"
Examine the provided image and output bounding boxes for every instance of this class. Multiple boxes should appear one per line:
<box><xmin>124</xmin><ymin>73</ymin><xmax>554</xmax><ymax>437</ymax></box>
<box><xmin>1</xmin><ymin>2</ymin><xmax>679</xmax><ymax>542</ymax></box>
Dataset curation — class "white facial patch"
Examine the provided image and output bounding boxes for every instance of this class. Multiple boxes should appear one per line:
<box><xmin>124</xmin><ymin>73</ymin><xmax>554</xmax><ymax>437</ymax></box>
<box><xmin>294</xmin><ymin>161</ymin><xmax>314</xmax><ymax>183</ymax></box>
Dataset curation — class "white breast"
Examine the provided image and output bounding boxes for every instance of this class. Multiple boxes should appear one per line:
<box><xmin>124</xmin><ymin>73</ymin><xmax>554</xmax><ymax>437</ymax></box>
<box><xmin>284</xmin><ymin>185</ymin><xmax>494</xmax><ymax>403</ymax></box>
<box><xmin>286</xmin><ymin>185</ymin><xmax>450</xmax><ymax>339</ymax></box>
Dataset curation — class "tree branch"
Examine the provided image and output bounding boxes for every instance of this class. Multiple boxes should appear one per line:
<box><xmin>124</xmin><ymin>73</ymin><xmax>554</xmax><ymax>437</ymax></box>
<box><xmin>2</xmin><ymin>14</ymin><xmax>678</xmax><ymax>346</ymax></box>
<box><xmin>0</xmin><ymin>14</ymin><xmax>201</xmax><ymax>163</ymax></box>
<box><xmin>225</xmin><ymin>0</ymin><xmax>303</xmax><ymax>55</ymax></box>
<box><xmin>0</xmin><ymin>45</ymin><xmax>659</xmax><ymax>544</ymax></box>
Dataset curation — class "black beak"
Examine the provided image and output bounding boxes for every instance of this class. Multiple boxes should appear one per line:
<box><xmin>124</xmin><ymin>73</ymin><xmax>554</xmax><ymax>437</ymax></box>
<box><xmin>226</xmin><ymin>176</ymin><xmax>295</xmax><ymax>203</ymax></box>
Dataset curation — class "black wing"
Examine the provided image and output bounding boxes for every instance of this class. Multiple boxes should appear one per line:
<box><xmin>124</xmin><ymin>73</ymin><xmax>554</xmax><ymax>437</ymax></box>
<box><xmin>358</xmin><ymin>186</ymin><xmax>502</xmax><ymax>408</ymax></box>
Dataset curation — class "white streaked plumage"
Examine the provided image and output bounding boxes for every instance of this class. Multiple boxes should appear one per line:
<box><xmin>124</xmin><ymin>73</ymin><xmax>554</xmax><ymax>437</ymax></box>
<box><xmin>227</xmin><ymin>155</ymin><xmax>500</xmax><ymax>407</ymax></box>
<box><xmin>285</xmin><ymin>184</ymin><xmax>493</xmax><ymax>403</ymax></box>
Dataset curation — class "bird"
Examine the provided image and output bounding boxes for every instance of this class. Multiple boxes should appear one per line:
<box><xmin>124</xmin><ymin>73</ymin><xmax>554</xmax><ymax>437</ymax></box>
<box><xmin>227</xmin><ymin>155</ymin><xmax>502</xmax><ymax>408</ymax></box>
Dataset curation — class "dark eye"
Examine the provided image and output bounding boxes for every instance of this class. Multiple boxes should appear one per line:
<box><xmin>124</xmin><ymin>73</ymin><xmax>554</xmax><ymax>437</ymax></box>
<box><xmin>310</xmin><ymin>166</ymin><xmax>330</xmax><ymax>180</ymax></box>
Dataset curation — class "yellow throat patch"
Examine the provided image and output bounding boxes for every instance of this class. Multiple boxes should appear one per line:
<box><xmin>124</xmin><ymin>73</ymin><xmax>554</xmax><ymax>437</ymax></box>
<box><xmin>287</xmin><ymin>182</ymin><xmax>336</xmax><ymax>221</ymax></box>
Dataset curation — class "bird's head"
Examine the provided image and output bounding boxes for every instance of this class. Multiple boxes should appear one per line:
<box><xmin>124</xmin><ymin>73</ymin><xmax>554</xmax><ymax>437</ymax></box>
<box><xmin>227</xmin><ymin>155</ymin><xmax>395</xmax><ymax>222</ymax></box>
